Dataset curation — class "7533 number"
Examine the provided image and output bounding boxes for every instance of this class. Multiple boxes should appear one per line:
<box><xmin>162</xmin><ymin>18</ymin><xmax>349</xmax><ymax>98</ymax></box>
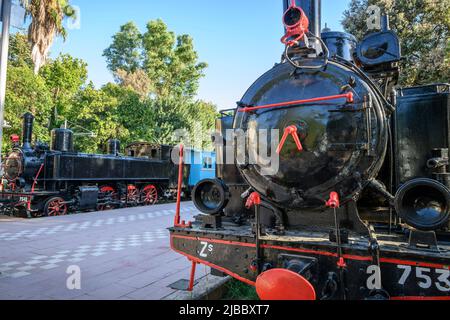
<box><xmin>397</xmin><ymin>265</ymin><xmax>450</xmax><ymax>292</ymax></box>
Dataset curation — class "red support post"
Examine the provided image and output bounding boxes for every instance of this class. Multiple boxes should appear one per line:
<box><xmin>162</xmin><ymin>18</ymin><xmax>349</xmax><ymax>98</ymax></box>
<box><xmin>188</xmin><ymin>260</ymin><xmax>197</xmax><ymax>292</ymax></box>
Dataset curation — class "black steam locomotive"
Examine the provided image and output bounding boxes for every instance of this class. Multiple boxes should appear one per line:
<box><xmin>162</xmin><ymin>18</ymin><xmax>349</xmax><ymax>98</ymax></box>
<box><xmin>170</xmin><ymin>0</ymin><xmax>450</xmax><ymax>300</ymax></box>
<box><xmin>1</xmin><ymin>113</ymin><xmax>186</xmax><ymax>217</ymax></box>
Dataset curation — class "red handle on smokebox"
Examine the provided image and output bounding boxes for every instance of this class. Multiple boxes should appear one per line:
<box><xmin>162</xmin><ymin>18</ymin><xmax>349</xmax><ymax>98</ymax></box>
<box><xmin>276</xmin><ymin>125</ymin><xmax>303</xmax><ymax>154</ymax></box>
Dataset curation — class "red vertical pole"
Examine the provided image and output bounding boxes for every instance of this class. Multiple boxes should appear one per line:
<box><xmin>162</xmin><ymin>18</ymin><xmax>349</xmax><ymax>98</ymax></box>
<box><xmin>188</xmin><ymin>260</ymin><xmax>197</xmax><ymax>292</ymax></box>
<box><xmin>174</xmin><ymin>144</ymin><xmax>184</xmax><ymax>227</ymax></box>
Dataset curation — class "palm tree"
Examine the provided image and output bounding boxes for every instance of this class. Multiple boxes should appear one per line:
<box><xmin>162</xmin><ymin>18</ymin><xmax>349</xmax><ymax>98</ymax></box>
<box><xmin>20</xmin><ymin>0</ymin><xmax>75</xmax><ymax>74</ymax></box>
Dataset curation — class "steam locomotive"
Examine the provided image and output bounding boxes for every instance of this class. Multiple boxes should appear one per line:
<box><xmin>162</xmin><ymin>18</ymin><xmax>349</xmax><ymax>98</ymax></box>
<box><xmin>0</xmin><ymin>113</ymin><xmax>215</xmax><ymax>218</ymax></box>
<box><xmin>170</xmin><ymin>0</ymin><xmax>450</xmax><ymax>300</ymax></box>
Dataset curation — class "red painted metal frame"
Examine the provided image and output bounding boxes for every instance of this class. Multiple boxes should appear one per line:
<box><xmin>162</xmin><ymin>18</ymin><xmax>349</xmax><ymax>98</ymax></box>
<box><xmin>171</xmin><ymin>234</ymin><xmax>450</xmax><ymax>300</ymax></box>
<box><xmin>238</xmin><ymin>92</ymin><xmax>354</xmax><ymax>113</ymax></box>
<box><xmin>171</xmin><ymin>234</ymin><xmax>450</xmax><ymax>272</ymax></box>
<box><xmin>170</xmin><ymin>235</ymin><xmax>256</xmax><ymax>286</ymax></box>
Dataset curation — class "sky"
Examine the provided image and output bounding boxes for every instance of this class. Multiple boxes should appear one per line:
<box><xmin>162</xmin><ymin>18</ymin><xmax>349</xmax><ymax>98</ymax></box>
<box><xmin>48</xmin><ymin>0</ymin><xmax>351</xmax><ymax>110</ymax></box>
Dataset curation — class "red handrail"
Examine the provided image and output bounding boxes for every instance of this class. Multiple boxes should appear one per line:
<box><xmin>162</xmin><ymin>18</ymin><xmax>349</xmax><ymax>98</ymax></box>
<box><xmin>174</xmin><ymin>144</ymin><xmax>191</xmax><ymax>228</ymax></box>
<box><xmin>28</xmin><ymin>164</ymin><xmax>44</xmax><ymax>211</ymax></box>
<box><xmin>238</xmin><ymin>92</ymin><xmax>354</xmax><ymax>113</ymax></box>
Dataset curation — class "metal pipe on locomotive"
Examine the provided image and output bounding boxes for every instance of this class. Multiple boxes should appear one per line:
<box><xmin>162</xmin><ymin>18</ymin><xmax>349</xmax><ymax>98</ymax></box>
<box><xmin>170</xmin><ymin>0</ymin><xmax>450</xmax><ymax>300</ymax></box>
<box><xmin>0</xmin><ymin>113</ymin><xmax>202</xmax><ymax>217</ymax></box>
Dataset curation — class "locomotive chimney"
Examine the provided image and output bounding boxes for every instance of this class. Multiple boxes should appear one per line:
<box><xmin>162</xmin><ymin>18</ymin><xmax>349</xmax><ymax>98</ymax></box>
<box><xmin>22</xmin><ymin>112</ymin><xmax>34</xmax><ymax>150</ymax></box>
<box><xmin>283</xmin><ymin>0</ymin><xmax>321</xmax><ymax>38</ymax></box>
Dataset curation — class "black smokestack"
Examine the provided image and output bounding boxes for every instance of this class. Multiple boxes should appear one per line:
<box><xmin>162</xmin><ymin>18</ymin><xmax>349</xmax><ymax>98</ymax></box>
<box><xmin>283</xmin><ymin>0</ymin><xmax>321</xmax><ymax>38</ymax></box>
<box><xmin>22</xmin><ymin>112</ymin><xmax>34</xmax><ymax>150</ymax></box>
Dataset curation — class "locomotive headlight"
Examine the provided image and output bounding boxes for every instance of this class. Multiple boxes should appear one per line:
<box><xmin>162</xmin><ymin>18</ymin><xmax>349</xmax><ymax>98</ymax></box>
<box><xmin>395</xmin><ymin>179</ymin><xmax>450</xmax><ymax>231</ymax></box>
<box><xmin>4</xmin><ymin>151</ymin><xmax>23</xmax><ymax>181</ymax></box>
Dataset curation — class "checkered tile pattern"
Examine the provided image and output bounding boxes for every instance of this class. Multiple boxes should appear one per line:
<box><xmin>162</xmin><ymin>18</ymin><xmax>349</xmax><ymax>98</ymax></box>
<box><xmin>0</xmin><ymin>206</ymin><xmax>196</xmax><ymax>241</ymax></box>
<box><xmin>0</xmin><ymin>229</ymin><xmax>168</xmax><ymax>279</ymax></box>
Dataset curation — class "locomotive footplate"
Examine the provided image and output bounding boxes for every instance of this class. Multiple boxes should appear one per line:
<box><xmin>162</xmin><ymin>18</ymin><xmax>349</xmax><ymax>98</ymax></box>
<box><xmin>169</xmin><ymin>226</ymin><xmax>450</xmax><ymax>300</ymax></box>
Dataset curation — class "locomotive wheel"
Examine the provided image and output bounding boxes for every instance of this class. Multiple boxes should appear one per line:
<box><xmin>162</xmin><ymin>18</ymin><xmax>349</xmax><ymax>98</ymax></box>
<box><xmin>98</xmin><ymin>186</ymin><xmax>118</xmax><ymax>211</ymax></box>
<box><xmin>44</xmin><ymin>197</ymin><xmax>68</xmax><ymax>217</ymax></box>
<box><xmin>126</xmin><ymin>185</ymin><xmax>140</xmax><ymax>205</ymax></box>
<box><xmin>141</xmin><ymin>185</ymin><xmax>158</xmax><ymax>206</ymax></box>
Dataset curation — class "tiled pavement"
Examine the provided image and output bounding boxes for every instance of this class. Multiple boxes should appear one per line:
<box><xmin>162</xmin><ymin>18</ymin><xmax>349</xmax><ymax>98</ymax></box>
<box><xmin>0</xmin><ymin>202</ymin><xmax>210</xmax><ymax>300</ymax></box>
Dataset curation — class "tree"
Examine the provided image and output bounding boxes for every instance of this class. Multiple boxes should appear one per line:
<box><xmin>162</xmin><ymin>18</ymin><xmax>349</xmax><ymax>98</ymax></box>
<box><xmin>104</xmin><ymin>19</ymin><xmax>207</xmax><ymax>99</ymax></box>
<box><xmin>4</xmin><ymin>65</ymin><xmax>53</xmax><ymax>150</ymax></box>
<box><xmin>103</xmin><ymin>22</ymin><xmax>143</xmax><ymax>75</ymax></box>
<box><xmin>114</xmin><ymin>68</ymin><xmax>152</xmax><ymax>99</ymax></box>
<box><xmin>9</xmin><ymin>33</ymin><xmax>33</xmax><ymax>68</ymax></box>
<box><xmin>67</xmin><ymin>83</ymin><xmax>130</xmax><ymax>153</ymax></box>
<box><xmin>102</xmin><ymin>83</ymin><xmax>153</xmax><ymax>143</ymax></box>
<box><xmin>142</xmin><ymin>20</ymin><xmax>207</xmax><ymax>98</ymax></box>
<box><xmin>342</xmin><ymin>0</ymin><xmax>450</xmax><ymax>86</ymax></box>
<box><xmin>40</xmin><ymin>54</ymin><xmax>88</xmax><ymax>128</ymax></box>
<box><xmin>20</xmin><ymin>0</ymin><xmax>76</xmax><ymax>74</ymax></box>
<box><xmin>185</xmin><ymin>100</ymin><xmax>219</xmax><ymax>149</ymax></box>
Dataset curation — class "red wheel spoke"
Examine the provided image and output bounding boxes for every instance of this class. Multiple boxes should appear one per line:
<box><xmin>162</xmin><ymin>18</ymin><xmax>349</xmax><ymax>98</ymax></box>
<box><xmin>141</xmin><ymin>185</ymin><xmax>158</xmax><ymax>206</ymax></box>
<box><xmin>45</xmin><ymin>198</ymin><xmax>67</xmax><ymax>216</ymax></box>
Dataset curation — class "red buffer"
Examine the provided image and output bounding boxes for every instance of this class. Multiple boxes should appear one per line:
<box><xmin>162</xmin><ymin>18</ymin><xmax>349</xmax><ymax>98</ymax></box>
<box><xmin>256</xmin><ymin>268</ymin><xmax>316</xmax><ymax>300</ymax></box>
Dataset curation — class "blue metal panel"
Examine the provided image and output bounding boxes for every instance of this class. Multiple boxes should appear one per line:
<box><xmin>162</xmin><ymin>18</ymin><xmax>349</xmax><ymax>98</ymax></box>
<box><xmin>188</xmin><ymin>149</ymin><xmax>216</xmax><ymax>187</ymax></box>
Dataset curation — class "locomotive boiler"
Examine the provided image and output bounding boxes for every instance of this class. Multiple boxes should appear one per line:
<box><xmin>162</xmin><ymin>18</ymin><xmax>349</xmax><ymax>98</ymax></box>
<box><xmin>1</xmin><ymin>113</ymin><xmax>185</xmax><ymax>217</ymax></box>
<box><xmin>170</xmin><ymin>0</ymin><xmax>450</xmax><ymax>300</ymax></box>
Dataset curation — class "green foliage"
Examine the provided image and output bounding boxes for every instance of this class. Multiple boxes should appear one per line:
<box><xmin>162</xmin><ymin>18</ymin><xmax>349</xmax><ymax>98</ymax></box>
<box><xmin>142</xmin><ymin>20</ymin><xmax>208</xmax><ymax>98</ymax></box>
<box><xmin>4</xmin><ymin>65</ymin><xmax>53</xmax><ymax>151</ymax></box>
<box><xmin>4</xmin><ymin>19</ymin><xmax>217</xmax><ymax>155</ymax></box>
<box><xmin>104</xmin><ymin>19</ymin><xmax>208</xmax><ymax>99</ymax></box>
<box><xmin>103</xmin><ymin>22</ymin><xmax>143</xmax><ymax>74</ymax></box>
<box><xmin>342</xmin><ymin>0</ymin><xmax>450</xmax><ymax>86</ymax></box>
<box><xmin>21</xmin><ymin>0</ymin><xmax>77</xmax><ymax>73</ymax></box>
<box><xmin>66</xmin><ymin>83</ymin><xmax>130</xmax><ymax>153</ymax></box>
<box><xmin>223</xmin><ymin>280</ymin><xmax>259</xmax><ymax>300</ymax></box>
<box><xmin>41</xmin><ymin>54</ymin><xmax>88</xmax><ymax>127</ymax></box>
<box><xmin>9</xmin><ymin>33</ymin><xmax>33</xmax><ymax>68</ymax></box>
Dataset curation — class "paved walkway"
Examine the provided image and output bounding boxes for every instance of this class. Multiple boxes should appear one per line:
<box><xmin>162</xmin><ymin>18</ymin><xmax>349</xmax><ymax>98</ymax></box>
<box><xmin>0</xmin><ymin>202</ymin><xmax>209</xmax><ymax>300</ymax></box>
